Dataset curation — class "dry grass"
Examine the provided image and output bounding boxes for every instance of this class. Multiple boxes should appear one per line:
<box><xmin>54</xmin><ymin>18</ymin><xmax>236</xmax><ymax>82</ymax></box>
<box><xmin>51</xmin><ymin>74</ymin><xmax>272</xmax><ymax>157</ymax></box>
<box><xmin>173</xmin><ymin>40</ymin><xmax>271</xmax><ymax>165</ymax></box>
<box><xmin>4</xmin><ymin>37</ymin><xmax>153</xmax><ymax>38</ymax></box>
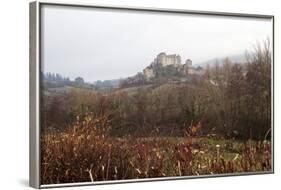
<box><xmin>41</xmin><ymin>114</ymin><xmax>271</xmax><ymax>184</ymax></box>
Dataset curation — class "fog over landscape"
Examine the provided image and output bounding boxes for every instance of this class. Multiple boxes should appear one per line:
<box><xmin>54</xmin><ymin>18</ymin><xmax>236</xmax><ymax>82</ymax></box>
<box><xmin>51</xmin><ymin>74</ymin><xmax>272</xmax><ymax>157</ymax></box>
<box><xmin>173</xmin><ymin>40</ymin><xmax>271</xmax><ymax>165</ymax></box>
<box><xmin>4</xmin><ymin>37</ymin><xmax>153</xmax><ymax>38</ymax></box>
<box><xmin>40</xmin><ymin>5</ymin><xmax>273</xmax><ymax>184</ymax></box>
<box><xmin>41</xmin><ymin>5</ymin><xmax>272</xmax><ymax>82</ymax></box>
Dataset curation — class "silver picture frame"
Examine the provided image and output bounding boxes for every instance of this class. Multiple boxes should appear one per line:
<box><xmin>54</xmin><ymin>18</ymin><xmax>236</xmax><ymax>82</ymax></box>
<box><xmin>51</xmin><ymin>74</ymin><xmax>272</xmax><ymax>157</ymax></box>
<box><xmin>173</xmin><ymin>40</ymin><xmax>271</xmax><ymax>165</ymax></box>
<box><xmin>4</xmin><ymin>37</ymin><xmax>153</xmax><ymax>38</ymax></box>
<box><xmin>30</xmin><ymin>0</ymin><xmax>274</xmax><ymax>188</ymax></box>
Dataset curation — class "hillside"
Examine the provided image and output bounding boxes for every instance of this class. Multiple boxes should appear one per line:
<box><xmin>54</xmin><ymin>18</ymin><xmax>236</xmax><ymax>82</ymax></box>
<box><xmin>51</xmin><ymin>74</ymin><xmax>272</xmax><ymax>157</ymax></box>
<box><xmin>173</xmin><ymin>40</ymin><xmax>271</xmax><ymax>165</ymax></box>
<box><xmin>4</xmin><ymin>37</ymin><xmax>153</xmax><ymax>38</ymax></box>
<box><xmin>120</xmin><ymin>52</ymin><xmax>205</xmax><ymax>88</ymax></box>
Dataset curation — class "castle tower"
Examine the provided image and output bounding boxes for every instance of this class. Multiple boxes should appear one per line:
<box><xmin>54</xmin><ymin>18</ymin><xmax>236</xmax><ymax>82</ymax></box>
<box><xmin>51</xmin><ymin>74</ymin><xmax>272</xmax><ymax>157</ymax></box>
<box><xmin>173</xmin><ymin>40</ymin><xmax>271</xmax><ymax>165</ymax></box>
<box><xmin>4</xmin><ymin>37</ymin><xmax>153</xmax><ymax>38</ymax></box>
<box><xmin>155</xmin><ymin>52</ymin><xmax>181</xmax><ymax>66</ymax></box>
<box><xmin>185</xmin><ymin>59</ymin><xmax>192</xmax><ymax>67</ymax></box>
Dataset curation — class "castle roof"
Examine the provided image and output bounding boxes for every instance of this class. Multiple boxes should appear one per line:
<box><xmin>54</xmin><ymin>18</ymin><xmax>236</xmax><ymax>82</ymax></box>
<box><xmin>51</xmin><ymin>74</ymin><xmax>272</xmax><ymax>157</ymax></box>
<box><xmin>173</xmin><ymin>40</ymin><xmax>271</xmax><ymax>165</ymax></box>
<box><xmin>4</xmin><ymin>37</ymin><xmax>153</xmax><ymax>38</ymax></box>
<box><xmin>158</xmin><ymin>52</ymin><xmax>166</xmax><ymax>56</ymax></box>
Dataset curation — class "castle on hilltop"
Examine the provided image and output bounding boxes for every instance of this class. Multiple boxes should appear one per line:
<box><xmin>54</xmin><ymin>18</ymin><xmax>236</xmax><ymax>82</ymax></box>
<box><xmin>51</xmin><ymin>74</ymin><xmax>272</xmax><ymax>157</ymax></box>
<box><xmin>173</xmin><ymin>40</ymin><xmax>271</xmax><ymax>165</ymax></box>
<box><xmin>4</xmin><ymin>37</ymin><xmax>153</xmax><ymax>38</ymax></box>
<box><xmin>143</xmin><ymin>52</ymin><xmax>203</xmax><ymax>79</ymax></box>
<box><xmin>155</xmin><ymin>52</ymin><xmax>181</xmax><ymax>66</ymax></box>
<box><xmin>144</xmin><ymin>52</ymin><xmax>181</xmax><ymax>79</ymax></box>
<box><xmin>121</xmin><ymin>52</ymin><xmax>204</xmax><ymax>87</ymax></box>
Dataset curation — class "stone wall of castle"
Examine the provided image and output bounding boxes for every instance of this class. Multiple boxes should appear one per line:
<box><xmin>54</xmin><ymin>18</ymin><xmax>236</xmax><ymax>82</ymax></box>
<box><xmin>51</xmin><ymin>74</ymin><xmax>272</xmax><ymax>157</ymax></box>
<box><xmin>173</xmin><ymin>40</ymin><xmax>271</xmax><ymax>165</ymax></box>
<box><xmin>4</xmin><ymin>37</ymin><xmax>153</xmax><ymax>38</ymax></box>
<box><xmin>143</xmin><ymin>52</ymin><xmax>201</xmax><ymax>80</ymax></box>
<box><xmin>154</xmin><ymin>52</ymin><xmax>181</xmax><ymax>66</ymax></box>
<box><xmin>143</xmin><ymin>67</ymin><xmax>155</xmax><ymax>79</ymax></box>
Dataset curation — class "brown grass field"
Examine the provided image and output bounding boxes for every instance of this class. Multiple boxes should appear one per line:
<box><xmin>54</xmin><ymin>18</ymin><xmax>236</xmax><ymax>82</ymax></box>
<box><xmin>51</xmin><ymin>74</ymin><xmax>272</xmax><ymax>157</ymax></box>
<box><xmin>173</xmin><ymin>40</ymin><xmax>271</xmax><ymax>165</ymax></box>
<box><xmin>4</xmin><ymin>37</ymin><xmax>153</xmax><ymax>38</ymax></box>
<box><xmin>41</xmin><ymin>114</ymin><xmax>271</xmax><ymax>184</ymax></box>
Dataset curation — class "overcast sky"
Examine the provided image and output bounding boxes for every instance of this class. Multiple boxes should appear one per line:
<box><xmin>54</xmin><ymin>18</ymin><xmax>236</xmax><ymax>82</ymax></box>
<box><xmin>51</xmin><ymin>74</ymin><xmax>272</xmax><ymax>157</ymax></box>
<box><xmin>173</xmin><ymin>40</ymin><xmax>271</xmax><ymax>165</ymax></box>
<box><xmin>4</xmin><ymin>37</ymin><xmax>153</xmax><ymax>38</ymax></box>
<box><xmin>41</xmin><ymin>5</ymin><xmax>272</xmax><ymax>82</ymax></box>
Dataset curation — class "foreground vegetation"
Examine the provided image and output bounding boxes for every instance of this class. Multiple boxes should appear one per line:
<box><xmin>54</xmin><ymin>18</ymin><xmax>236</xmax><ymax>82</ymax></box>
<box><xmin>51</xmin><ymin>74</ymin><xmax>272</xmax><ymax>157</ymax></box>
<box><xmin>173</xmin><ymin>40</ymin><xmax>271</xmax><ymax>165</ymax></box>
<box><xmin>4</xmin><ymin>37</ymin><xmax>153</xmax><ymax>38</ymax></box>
<box><xmin>41</xmin><ymin>113</ymin><xmax>271</xmax><ymax>184</ymax></box>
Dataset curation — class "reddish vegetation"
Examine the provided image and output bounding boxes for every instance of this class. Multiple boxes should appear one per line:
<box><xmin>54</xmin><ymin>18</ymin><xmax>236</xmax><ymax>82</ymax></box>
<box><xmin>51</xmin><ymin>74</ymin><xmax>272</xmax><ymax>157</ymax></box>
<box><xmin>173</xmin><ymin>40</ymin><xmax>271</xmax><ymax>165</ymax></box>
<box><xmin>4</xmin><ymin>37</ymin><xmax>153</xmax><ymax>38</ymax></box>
<box><xmin>41</xmin><ymin>114</ymin><xmax>271</xmax><ymax>184</ymax></box>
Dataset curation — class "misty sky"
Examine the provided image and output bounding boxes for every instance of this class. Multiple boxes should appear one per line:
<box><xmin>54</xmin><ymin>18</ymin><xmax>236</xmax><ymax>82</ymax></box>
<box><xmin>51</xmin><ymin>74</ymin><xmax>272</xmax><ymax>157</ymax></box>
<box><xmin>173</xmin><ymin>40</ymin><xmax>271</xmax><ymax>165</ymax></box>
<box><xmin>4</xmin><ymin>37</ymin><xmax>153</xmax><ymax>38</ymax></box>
<box><xmin>41</xmin><ymin>5</ymin><xmax>272</xmax><ymax>82</ymax></box>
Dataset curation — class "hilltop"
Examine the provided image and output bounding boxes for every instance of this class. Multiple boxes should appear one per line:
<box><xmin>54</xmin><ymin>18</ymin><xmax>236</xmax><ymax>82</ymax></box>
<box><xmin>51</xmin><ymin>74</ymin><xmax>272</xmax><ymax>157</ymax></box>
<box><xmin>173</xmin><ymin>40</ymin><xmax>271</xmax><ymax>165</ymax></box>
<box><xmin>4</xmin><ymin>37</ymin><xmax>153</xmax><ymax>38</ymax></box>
<box><xmin>120</xmin><ymin>52</ymin><xmax>204</xmax><ymax>87</ymax></box>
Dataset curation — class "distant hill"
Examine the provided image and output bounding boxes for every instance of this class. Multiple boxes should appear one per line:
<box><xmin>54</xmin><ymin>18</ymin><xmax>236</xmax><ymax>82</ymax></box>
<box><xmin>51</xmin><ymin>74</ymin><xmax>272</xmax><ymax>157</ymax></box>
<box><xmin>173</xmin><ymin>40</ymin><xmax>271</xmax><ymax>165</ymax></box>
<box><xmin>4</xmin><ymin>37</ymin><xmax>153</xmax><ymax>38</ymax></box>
<box><xmin>93</xmin><ymin>79</ymin><xmax>121</xmax><ymax>90</ymax></box>
<box><xmin>43</xmin><ymin>52</ymin><xmax>246</xmax><ymax>91</ymax></box>
<box><xmin>194</xmin><ymin>53</ymin><xmax>246</xmax><ymax>68</ymax></box>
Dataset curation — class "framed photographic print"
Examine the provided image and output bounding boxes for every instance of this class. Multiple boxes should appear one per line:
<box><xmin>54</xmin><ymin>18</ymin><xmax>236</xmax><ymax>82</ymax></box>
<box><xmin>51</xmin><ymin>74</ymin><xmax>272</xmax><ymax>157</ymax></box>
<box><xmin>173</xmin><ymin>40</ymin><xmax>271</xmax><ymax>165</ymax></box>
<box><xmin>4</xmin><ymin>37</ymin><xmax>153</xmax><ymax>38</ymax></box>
<box><xmin>29</xmin><ymin>1</ymin><xmax>274</xmax><ymax>188</ymax></box>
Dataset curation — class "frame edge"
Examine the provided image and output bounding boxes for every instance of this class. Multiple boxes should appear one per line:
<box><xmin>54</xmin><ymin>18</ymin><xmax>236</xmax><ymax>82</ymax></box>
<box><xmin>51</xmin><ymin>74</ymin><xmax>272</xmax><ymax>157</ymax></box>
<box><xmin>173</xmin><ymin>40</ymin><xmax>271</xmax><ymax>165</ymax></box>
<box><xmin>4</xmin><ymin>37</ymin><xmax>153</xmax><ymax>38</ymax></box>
<box><xmin>32</xmin><ymin>1</ymin><xmax>275</xmax><ymax>188</ymax></box>
<box><xmin>30</xmin><ymin>1</ymin><xmax>40</xmax><ymax>188</ymax></box>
